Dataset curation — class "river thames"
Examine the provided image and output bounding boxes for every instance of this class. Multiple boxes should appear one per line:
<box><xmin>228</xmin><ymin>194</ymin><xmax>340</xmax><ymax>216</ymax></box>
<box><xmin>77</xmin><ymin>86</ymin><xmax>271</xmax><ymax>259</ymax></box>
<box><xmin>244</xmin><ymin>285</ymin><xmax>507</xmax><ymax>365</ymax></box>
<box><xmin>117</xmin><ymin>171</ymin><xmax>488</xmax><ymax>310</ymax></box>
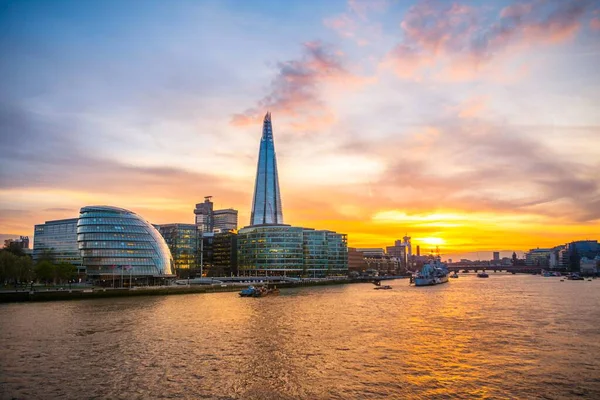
<box><xmin>1</xmin><ymin>275</ymin><xmax>599</xmax><ymax>399</ymax></box>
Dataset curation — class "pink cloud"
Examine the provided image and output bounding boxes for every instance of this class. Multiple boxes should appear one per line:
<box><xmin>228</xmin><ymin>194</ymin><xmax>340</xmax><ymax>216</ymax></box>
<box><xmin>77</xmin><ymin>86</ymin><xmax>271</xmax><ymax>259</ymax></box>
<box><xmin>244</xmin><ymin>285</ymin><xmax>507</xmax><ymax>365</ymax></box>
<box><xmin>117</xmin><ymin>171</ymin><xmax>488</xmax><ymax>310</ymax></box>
<box><xmin>324</xmin><ymin>0</ymin><xmax>386</xmax><ymax>45</ymax></box>
<box><xmin>457</xmin><ymin>96</ymin><xmax>488</xmax><ymax>119</ymax></box>
<box><xmin>385</xmin><ymin>0</ymin><xmax>597</xmax><ymax>81</ymax></box>
<box><xmin>590</xmin><ymin>17</ymin><xmax>600</xmax><ymax>31</ymax></box>
<box><xmin>231</xmin><ymin>41</ymin><xmax>366</xmax><ymax>130</ymax></box>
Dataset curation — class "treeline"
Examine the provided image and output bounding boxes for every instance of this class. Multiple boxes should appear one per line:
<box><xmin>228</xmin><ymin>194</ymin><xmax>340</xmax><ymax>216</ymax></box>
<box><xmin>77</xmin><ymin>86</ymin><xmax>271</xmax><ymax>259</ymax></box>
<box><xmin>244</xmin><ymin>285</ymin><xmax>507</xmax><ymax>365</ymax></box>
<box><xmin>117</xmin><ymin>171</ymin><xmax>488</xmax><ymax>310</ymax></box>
<box><xmin>0</xmin><ymin>243</ymin><xmax>77</xmax><ymax>286</ymax></box>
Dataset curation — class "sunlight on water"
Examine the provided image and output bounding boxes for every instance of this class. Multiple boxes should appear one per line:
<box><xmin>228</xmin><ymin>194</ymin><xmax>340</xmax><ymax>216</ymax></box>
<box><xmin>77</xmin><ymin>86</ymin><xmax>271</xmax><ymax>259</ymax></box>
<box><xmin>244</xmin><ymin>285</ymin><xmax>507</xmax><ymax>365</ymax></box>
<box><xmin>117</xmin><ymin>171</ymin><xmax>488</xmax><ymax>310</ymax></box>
<box><xmin>1</xmin><ymin>275</ymin><xmax>599</xmax><ymax>399</ymax></box>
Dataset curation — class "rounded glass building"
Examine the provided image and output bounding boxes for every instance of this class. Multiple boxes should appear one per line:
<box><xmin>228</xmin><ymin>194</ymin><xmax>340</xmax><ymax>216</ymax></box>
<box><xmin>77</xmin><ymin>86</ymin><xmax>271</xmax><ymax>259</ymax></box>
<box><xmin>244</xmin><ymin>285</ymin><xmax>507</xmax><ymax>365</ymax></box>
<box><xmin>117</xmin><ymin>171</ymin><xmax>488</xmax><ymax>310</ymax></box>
<box><xmin>77</xmin><ymin>206</ymin><xmax>174</xmax><ymax>283</ymax></box>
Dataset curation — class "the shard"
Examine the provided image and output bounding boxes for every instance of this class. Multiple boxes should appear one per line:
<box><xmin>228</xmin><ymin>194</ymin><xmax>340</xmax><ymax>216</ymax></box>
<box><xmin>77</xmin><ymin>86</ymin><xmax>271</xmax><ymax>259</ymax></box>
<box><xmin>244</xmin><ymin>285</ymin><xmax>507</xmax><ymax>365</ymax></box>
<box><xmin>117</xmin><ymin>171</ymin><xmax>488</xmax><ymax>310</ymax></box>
<box><xmin>250</xmin><ymin>112</ymin><xmax>284</xmax><ymax>225</ymax></box>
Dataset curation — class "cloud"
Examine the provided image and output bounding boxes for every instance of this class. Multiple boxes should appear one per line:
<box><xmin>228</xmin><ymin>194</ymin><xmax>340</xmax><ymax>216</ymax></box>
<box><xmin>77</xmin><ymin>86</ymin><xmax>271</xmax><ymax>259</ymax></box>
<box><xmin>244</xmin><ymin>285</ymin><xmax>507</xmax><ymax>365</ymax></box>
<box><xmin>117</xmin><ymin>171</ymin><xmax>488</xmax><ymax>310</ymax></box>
<box><xmin>385</xmin><ymin>0</ymin><xmax>598</xmax><ymax>81</ymax></box>
<box><xmin>324</xmin><ymin>0</ymin><xmax>387</xmax><ymax>45</ymax></box>
<box><xmin>590</xmin><ymin>17</ymin><xmax>600</xmax><ymax>31</ymax></box>
<box><xmin>370</xmin><ymin>121</ymin><xmax>600</xmax><ymax>222</ymax></box>
<box><xmin>231</xmin><ymin>41</ymin><xmax>366</xmax><ymax>131</ymax></box>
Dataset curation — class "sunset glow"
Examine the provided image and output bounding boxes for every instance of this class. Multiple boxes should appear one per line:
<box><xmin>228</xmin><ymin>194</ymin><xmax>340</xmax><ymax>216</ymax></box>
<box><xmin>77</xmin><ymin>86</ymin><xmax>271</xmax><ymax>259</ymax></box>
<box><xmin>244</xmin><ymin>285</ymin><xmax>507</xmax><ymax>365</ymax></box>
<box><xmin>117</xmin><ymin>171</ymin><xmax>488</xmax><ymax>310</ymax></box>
<box><xmin>1</xmin><ymin>0</ymin><xmax>599</xmax><ymax>261</ymax></box>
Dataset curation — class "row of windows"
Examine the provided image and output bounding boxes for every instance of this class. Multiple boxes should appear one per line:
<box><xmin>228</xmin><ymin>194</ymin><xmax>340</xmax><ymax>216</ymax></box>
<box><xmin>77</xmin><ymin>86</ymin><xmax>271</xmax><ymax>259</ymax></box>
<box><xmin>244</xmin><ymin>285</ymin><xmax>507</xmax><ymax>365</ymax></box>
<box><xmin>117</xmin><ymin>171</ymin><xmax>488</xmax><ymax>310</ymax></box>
<box><xmin>81</xmin><ymin>249</ymin><xmax>158</xmax><ymax>257</ymax></box>
<box><xmin>77</xmin><ymin>233</ymin><xmax>154</xmax><ymax>242</ymax></box>
<box><xmin>78</xmin><ymin>241</ymin><xmax>156</xmax><ymax>249</ymax></box>
<box><xmin>78</xmin><ymin>225</ymin><xmax>151</xmax><ymax>234</ymax></box>
<box><xmin>79</xmin><ymin>212</ymin><xmax>138</xmax><ymax>220</ymax></box>
<box><xmin>83</xmin><ymin>257</ymin><xmax>156</xmax><ymax>266</ymax></box>
<box><xmin>87</xmin><ymin>266</ymin><xmax>161</xmax><ymax>275</ymax></box>
<box><xmin>78</xmin><ymin>217</ymin><xmax>147</xmax><ymax>227</ymax></box>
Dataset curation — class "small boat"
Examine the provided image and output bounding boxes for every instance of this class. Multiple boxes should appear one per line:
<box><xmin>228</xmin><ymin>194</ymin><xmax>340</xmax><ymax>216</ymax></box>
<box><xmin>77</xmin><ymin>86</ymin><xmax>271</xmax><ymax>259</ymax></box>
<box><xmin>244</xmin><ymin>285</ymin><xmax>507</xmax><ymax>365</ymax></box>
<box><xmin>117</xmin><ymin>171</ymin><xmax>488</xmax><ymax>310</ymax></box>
<box><xmin>477</xmin><ymin>272</ymin><xmax>489</xmax><ymax>278</ymax></box>
<box><xmin>239</xmin><ymin>286</ymin><xmax>257</xmax><ymax>297</ymax></box>
<box><xmin>374</xmin><ymin>285</ymin><xmax>392</xmax><ymax>290</ymax></box>
<box><xmin>239</xmin><ymin>285</ymin><xmax>280</xmax><ymax>297</ymax></box>
<box><xmin>450</xmin><ymin>272</ymin><xmax>459</xmax><ymax>278</ymax></box>
<box><xmin>567</xmin><ymin>274</ymin><xmax>584</xmax><ymax>281</ymax></box>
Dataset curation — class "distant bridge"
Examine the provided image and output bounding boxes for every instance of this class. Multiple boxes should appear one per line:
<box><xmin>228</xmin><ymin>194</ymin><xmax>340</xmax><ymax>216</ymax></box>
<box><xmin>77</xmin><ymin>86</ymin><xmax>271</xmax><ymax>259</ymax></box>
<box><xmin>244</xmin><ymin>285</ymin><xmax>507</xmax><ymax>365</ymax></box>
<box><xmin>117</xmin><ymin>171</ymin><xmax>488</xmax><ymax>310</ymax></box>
<box><xmin>447</xmin><ymin>264</ymin><xmax>542</xmax><ymax>274</ymax></box>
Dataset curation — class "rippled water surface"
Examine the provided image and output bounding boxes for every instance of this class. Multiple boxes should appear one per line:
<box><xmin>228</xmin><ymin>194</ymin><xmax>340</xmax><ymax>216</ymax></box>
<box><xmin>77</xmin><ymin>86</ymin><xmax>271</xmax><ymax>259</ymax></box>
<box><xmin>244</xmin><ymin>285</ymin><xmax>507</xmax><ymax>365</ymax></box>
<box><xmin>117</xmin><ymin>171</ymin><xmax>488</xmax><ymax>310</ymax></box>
<box><xmin>1</xmin><ymin>275</ymin><xmax>600</xmax><ymax>399</ymax></box>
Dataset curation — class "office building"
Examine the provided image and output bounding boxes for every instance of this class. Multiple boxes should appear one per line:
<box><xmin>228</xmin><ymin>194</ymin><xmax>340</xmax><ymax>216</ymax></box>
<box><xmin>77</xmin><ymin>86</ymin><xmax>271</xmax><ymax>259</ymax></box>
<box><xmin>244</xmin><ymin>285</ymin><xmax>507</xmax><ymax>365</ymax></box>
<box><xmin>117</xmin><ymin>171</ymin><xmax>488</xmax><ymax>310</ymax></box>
<box><xmin>213</xmin><ymin>208</ymin><xmax>238</xmax><ymax>232</ymax></box>
<box><xmin>355</xmin><ymin>248</ymin><xmax>385</xmax><ymax>257</ymax></box>
<box><xmin>33</xmin><ymin>218</ymin><xmax>82</xmax><ymax>272</ymax></box>
<box><xmin>212</xmin><ymin>231</ymin><xmax>238</xmax><ymax>276</ymax></box>
<box><xmin>493</xmin><ymin>252</ymin><xmax>500</xmax><ymax>261</ymax></box>
<box><xmin>157</xmin><ymin>224</ymin><xmax>198</xmax><ymax>275</ymax></box>
<box><xmin>194</xmin><ymin>196</ymin><xmax>238</xmax><ymax>233</ymax></box>
<box><xmin>250</xmin><ymin>112</ymin><xmax>284</xmax><ymax>225</ymax></box>
<box><xmin>237</xmin><ymin>112</ymin><xmax>348</xmax><ymax>276</ymax></box>
<box><xmin>525</xmin><ymin>248</ymin><xmax>551</xmax><ymax>266</ymax></box>
<box><xmin>194</xmin><ymin>196</ymin><xmax>214</xmax><ymax>233</ymax></box>
<box><xmin>348</xmin><ymin>247</ymin><xmax>369</xmax><ymax>273</ymax></box>
<box><xmin>77</xmin><ymin>206</ymin><xmax>174</xmax><ymax>283</ymax></box>
<box><xmin>237</xmin><ymin>225</ymin><xmax>347</xmax><ymax>277</ymax></box>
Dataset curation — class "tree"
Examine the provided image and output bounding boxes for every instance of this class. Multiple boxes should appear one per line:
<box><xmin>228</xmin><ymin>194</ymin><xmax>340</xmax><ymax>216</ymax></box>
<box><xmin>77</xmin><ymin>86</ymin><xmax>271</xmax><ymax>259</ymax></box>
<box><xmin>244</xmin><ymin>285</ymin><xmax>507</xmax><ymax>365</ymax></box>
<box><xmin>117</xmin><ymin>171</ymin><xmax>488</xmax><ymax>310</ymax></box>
<box><xmin>56</xmin><ymin>263</ymin><xmax>76</xmax><ymax>283</ymax></box>
<box><xmin>34</xmin><ymin>260</ymin><xmax>55</xmax><ymax>284</ymax></box>
<box><xmin>3</xmin><ymin>242</ymin><xmax>25</xmax><ymax>257</ymax></box>
<box><xmin>0</xmin><ymin>251</ymin><xmax>19</xmax><ymax>284</ymax></box>
<box><xmin>16</xmin><ymin>256</ymin><xmax>34</xmax><ymax>283</ymax></box>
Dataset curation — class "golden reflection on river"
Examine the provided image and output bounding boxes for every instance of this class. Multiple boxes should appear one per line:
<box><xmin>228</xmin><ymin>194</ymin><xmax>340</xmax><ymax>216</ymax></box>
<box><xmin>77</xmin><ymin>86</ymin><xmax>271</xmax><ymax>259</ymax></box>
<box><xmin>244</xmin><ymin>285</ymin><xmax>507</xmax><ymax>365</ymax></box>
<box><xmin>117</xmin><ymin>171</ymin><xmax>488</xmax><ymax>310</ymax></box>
<box><xmin>1</xmin><ymin>274</ymin><xmax>600</xmax><ymax>399</ymax></box>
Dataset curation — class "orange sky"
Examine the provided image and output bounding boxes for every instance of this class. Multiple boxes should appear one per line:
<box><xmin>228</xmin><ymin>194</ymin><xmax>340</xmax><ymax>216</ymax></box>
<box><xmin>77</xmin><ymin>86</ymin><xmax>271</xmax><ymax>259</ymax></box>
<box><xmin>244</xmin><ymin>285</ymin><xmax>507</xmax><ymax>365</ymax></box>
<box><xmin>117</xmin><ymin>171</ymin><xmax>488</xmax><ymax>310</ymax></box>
<box><xmin>1</xmin><ymin>0</ymin><xmax>599</xmax><ymax>261</ymax></box>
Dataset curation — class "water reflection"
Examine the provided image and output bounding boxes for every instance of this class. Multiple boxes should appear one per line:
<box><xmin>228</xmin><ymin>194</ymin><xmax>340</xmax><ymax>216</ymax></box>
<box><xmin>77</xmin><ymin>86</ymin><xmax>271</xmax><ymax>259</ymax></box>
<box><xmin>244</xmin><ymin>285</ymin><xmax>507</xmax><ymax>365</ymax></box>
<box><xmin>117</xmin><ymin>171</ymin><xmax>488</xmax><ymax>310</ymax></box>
<box><xmin>1</xmin><ymin>275</ymin><xmax>599</xmax><ymax>399</ymax></box>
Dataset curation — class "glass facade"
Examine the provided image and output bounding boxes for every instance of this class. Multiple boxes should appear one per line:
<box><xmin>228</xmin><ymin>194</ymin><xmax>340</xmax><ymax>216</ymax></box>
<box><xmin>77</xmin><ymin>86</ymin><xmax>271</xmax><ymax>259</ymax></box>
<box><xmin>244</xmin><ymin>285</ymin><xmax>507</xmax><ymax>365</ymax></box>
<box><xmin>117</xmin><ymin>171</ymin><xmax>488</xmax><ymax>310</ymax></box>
<box><xmin>157</xmin><ymin>224</ymin><xmax>198</xmax><ymax>273</ymax></box>
<box><xmin>237</xmin><ymin>226</ymin><xmax>348</xmax><ymax>277</ymax></box>
<box><xmin>212</xmin><ymin>232</ymin><xmax>238</xmax><ymax>276</ymax></box>
<box><xmin>33</xmin><ymin>218</ymin><xmax>82</xmax><ymax>269</ymax></box>
<box><xmin>238</xmin><ymin>225</ymin><xmax>304</xmax><ymax>274</ymax></box>
<box><xmin>77</xmin><ymin>206</ymin><xmax>174</xmax><ymax>278</ymax></box>
<box><xmin>250</xmin><ymin>112</ymin><xmax>284</xmax><ymax>225</ymax></box>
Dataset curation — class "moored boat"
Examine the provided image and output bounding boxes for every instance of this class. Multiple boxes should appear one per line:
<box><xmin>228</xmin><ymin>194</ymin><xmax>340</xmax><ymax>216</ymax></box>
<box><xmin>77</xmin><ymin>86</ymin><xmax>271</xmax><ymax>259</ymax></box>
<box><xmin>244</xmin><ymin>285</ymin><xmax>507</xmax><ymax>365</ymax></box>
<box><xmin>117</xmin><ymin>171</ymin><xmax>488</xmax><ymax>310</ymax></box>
<box><xmin>374</xmin><ymin>285</ymin><xmax>392</xmax><ymax>290</ymax></box>
<box><xmin>450</xmin><ymin>272</ymin><xmax>459</xmax><ymax>278</ymax></box>
<box><xmin>477</xmin><ymin>272</ymin><xmax>489</xmax><ymax>278</ymax></box>
<box><xmin>413</xmin><ymin>259</ymin><xmax>449</xmax><ymax>286</ymax></box>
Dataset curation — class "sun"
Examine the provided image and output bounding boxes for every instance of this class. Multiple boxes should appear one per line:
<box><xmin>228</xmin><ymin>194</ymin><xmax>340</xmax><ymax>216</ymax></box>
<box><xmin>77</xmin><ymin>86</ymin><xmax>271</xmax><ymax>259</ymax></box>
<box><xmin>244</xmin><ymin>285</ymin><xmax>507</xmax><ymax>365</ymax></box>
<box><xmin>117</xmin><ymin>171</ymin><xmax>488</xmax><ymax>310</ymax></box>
<box><xmin>419</xmin><ymin>237</ymin><xmax>446</xmax><ymax>246</ymax></box>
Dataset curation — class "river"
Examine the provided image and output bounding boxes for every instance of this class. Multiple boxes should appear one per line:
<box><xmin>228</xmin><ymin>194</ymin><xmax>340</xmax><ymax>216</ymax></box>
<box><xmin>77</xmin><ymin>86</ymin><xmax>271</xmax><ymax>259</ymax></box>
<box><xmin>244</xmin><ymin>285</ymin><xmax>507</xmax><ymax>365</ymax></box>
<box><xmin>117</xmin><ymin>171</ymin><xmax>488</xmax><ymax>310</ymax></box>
<box><xmin>1</xmin><ymin>274</ymin><xmax>599</xmax><ymax>399</ymax></box>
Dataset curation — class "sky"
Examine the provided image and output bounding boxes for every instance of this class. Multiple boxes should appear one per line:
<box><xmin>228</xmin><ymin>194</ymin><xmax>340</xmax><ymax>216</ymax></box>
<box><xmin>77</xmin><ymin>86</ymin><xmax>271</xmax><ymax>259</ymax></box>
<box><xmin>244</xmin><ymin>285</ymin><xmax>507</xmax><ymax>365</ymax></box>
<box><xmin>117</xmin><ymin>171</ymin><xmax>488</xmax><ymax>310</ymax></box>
<box><xmin>1</xmin><ymin>0</ymin><xmax>599</xmax><ymax>261</ymax></box>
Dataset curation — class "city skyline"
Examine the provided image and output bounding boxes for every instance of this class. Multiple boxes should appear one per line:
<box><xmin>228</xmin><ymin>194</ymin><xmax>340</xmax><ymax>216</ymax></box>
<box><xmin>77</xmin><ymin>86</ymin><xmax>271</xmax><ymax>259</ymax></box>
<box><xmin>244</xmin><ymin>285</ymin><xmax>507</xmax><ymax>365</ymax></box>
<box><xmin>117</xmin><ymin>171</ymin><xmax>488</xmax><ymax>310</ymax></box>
<box><xmin>1</xmin><ymin>0</ymin><xmax>599</xmax><ymax>261</ymax></box>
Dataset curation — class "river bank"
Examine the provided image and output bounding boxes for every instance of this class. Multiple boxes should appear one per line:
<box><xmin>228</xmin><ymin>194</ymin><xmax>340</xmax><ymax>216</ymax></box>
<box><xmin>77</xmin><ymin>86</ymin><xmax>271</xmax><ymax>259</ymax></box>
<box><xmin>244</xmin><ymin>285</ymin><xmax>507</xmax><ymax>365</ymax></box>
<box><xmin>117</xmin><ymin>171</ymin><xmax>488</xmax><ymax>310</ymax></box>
<box><xmin>0</xmin><ymin>277</ymin><xmax>406</xmax><ymax>303</ymax></box>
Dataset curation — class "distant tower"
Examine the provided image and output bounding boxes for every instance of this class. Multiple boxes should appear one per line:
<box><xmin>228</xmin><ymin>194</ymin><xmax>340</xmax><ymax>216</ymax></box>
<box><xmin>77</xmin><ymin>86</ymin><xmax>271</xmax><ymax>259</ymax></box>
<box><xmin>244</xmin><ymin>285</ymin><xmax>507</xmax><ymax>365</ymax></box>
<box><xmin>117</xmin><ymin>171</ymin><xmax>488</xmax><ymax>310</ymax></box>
<box><xmin>416</xmin><ymin>245</ymin><xmax>420</xmax><ymax>256</ymax></box>
<box><xmin>403</xmin><ymin>235</ymin><xmax>412</xmax><ymax>256</ymax></box>
<box><xmin>194</xmin><ymin>196</ymin><xmax>214</xmax><ymax>233</ymax></box>
<box><xmin>250</xmin><ymin>112</ymin><xmax>284</xmax><ymax>225</ymax></box>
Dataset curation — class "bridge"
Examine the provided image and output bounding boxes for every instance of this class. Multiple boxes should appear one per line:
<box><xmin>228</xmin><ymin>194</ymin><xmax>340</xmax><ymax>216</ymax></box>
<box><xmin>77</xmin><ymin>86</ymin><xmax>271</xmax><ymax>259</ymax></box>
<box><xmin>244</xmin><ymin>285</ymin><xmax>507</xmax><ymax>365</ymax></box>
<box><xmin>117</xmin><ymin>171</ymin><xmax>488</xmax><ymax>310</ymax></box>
<box><xmin>446</xmin><ymin>264</ymin><xmax>542</xmax><ymax>274</ymax></box>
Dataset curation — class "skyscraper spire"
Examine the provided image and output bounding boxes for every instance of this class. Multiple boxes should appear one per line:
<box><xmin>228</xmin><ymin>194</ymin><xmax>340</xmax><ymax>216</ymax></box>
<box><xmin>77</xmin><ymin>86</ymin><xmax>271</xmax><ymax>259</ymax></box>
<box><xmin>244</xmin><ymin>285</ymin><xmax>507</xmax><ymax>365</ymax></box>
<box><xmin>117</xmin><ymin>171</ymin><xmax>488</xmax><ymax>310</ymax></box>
<box><xmin>250</xmin><ymin>111</ymin><xmax>284</xmax><ymax>225</ymax></box>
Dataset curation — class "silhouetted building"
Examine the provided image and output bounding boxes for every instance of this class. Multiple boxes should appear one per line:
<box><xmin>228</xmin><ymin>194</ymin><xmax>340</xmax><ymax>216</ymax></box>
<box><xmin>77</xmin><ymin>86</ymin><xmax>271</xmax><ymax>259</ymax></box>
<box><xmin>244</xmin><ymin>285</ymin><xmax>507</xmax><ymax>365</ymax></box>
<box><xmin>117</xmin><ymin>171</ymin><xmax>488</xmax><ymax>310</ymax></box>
<box><xmin>4</xmin><ymin>236</ymin><xmax>29</xmax><ymax>250</ymax></box>
<box><xmin>525</xmin><ymin>248</ymin><xmax>551</xmax><ymax>266</ymax></box>
<box><xmin>194</xmin><ymin>196</ymin><xmax>214</xmax><ymax>233</ymax></box>
<box><xmin>212</xmin><ymin>231</ymin><xmax>238</xmax><ymax>276</ymax></box>
<box><xmin>493</xmin><ymin>252</ymin><xmax>500</xmax><ymax>261</ymax></box>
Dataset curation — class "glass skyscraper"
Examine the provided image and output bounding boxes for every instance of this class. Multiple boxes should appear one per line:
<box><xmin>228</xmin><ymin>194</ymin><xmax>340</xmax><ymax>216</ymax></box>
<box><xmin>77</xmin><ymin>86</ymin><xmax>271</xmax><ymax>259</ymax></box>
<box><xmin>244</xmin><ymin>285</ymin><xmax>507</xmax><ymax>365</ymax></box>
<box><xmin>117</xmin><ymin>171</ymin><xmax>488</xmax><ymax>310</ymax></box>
<box><xmin>250</xmin><ymin>111</ymin><xmax>284</xmax><ymax>225</ymax></box>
